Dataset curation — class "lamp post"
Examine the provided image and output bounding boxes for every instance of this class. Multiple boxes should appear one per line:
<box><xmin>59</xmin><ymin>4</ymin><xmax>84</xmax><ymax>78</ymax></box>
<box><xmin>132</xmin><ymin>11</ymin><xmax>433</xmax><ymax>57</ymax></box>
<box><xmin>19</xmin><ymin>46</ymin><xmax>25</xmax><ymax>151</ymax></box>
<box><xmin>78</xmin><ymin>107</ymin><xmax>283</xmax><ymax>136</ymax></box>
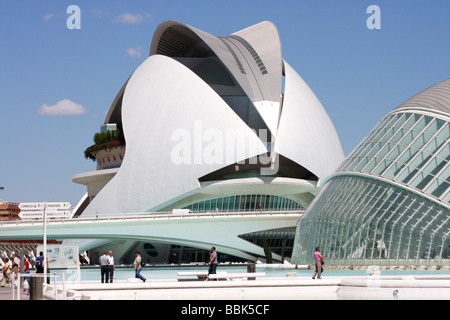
<box><xmin>43</xmin><ymin>202</ymin><xmax>47</xmax><ymax>276</ymax></box>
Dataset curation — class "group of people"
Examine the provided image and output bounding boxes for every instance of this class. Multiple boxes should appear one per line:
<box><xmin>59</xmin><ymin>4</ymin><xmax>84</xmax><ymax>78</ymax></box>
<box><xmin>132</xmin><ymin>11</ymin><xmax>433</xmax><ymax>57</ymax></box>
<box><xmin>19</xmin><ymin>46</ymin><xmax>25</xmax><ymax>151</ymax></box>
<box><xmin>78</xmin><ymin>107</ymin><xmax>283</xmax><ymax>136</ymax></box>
<box><xmin>1</xmin><ymin>253</ymin><xmax>40</xmax><ymax>294</ymax></box>
<box><xmin>99</xmin><ymin>251</ymin><xmax>147</xmax><ymax>283</ymax></box>
<box><xmin>1</xmin><ymin>254</ymin><xmax>23</xmax><ymax>287</ymax></box>
<box><xmin>4</xmin><ymin>246</ymin><xmax>324</xmax><ymax>286</ymax></box>
<box><xmin>99</xmin><ymin>250</ymin><xmax>115</xmax><ymax>283</ymax></box>
<box><xmin>134</xmin><ymin>247</ymin><xmax>218</xmax><ymax>283</ymax></box>
<box><xmin>99</xmin><ymin>247</ymin><xmax>219</xmax><ymax>283</ymax></box>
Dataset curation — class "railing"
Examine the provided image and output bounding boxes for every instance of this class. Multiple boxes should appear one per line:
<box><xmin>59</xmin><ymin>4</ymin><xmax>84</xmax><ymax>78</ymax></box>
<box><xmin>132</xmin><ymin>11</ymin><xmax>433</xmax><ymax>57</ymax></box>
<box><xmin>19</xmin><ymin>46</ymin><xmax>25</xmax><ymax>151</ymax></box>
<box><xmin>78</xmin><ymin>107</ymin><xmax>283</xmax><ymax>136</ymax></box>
<box><xmin>0</xmin><ymin>210</ymin><xmax>304</xmax><ymax>227</ymax></box>
<box><xmin>8</xmin><ymin>272</ymin><xmax>66</xmax><ymax>300</ymax></box>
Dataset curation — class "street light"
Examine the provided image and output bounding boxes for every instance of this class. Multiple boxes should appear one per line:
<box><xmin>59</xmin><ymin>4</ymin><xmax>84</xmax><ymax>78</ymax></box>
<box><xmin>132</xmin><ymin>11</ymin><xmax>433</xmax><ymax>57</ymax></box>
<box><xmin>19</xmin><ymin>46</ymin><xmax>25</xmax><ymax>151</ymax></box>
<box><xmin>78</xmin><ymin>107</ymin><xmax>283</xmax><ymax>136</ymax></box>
<box><xmin>43</xmin><ymin>202</ymin><xmax>47</xmax><ymax>276</ymax></box>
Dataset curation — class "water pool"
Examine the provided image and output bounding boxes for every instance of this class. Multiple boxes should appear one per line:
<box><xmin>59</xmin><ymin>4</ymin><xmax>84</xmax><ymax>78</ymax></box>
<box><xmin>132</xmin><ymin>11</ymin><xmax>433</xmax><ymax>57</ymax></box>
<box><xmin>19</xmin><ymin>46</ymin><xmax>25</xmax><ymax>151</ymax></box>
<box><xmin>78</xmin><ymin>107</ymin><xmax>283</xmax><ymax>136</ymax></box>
<box><xmin>54</xmin><ymin>265</ymin><xmax>450</xmax><ymax>282</ymax></box>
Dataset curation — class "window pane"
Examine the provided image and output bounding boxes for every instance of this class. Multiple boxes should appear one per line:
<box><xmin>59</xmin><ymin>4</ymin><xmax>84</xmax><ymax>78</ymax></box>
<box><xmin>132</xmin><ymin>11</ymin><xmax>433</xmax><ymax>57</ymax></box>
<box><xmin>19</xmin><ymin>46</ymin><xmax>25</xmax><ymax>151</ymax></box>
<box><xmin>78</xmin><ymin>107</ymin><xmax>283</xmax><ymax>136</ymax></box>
<box><xmin>423</xmin><ymin>137</ymin><xmax>446</xmax><ymax>155</ymax></box>
<box><xmin>411</xmin><ymin>115</ymin><xmax>427</xmax><ymax>131</ymax></box>
<box><xmin>425</xmin><ymin>118</ymin><xmax>445</xmax><ymax>135</ymax></box>
<box><xmin>423</xmin><ymin>156</ymin><xmax>448</xmax><ymax>177</ymax></box>
<box><xmin>386</xmin><ymin>144</ymin><xmax>405</xmax><ymax>161</ymax></box>
<box><xmin>354</xmin><ymin>157</ymin><xmax>371</xmax><ymax>171</ymax></box>
<box><xmin>442</xmin><ymin>190</ymin><xmax>450</xmax><ymax>204</ymax></box>
<box><xmin>402</xmin><ymin>113</ymin><xmax>416</xmax><ymax>128</ymax></box>
<box><xmin>410</xmin><ymin>171</ymin><xmax>435</xmax><ymax>190</ymax></box>
<box><xmin>397</xmin><ymin>165</ymin><xmax>419</xmax><ymax>184</ymax></box>
<box><xmin>426</xmin><ymin>178</ymin><xmax>450</xmax><ymax>198</ymax></box>
<box><xmin>436</xmin><ymin>123</ymin><xmax>450</xmax><ymax>140</ymax></box>
<box><xmin>363</xmin><ymin>157</ymin><xmax>380</xmax><ymax>173</ymax></box>
<box><xmin>410</xmin><ymin>133</ymin><xmax>429</xmax><ymax>150</ymax></box>
<box><xmin>384</xmin><ymin>161</ymin><xmax>406</xmax><ymax>179</ymax></box>
<box><xmin>436</xmin><ymin>144</ymin><xmax>450</xmax><ymax>162</ymax></box>
<box><xmin>373</xmin><ymin>159</ymin><xmax>393</xmax><ymax>175</ymax></box>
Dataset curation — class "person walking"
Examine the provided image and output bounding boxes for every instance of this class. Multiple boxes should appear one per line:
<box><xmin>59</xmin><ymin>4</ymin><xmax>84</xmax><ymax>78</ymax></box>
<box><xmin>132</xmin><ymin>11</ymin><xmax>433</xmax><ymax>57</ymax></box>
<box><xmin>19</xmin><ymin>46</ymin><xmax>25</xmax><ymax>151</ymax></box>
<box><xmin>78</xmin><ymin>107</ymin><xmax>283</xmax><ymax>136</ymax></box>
<box><xmin>23</xmin><ymin>257</ymin><xmax>30</xmax><ymax>294</ymax></box>
<box><xmin>99</xmin><ymin>252</ymin><xmax>110</xmax><ymax>283</ymax></box>
<box><xmin>108</xmin><ymin>250</ymin><xmax>115</xmax><ymax>283</ymax></box>
<box><xmin>11</xmin><ymin>253</ymin><xmax>20</xmax><ymax>275</ymax></box>
<box><xmin>35</xmin><ymin>252</ymin><xmax>44</xmax><ymax>273</ymax></box>
<box><xmin>133</xmin><ymin>251</ymin><xmax>146</xmax><ymax>282</ymax></box>
<box><xmin>1</xmin><ymin>257</ymin><xmax>11</xmax><ymax>287</ymax></box>
<box><xmin>312</xmin><ymin>247</ymin><xmax>325</xmax><ymax>279</ymax></box>
<box><xmin>206</xmin><ymin>246</ymin><xmax>218</xmax><ymax>281</ymax></box>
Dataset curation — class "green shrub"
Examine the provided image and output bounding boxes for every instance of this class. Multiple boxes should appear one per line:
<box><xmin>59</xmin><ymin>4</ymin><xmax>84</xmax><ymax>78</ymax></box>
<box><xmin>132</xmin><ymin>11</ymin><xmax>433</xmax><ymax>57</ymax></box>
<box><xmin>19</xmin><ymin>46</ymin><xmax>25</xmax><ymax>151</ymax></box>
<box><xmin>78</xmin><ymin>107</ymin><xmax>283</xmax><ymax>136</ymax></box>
<box><xmin>84</xmin><ymin>129</ymin><xmax>124</xmax><ymax>161</ymax></box>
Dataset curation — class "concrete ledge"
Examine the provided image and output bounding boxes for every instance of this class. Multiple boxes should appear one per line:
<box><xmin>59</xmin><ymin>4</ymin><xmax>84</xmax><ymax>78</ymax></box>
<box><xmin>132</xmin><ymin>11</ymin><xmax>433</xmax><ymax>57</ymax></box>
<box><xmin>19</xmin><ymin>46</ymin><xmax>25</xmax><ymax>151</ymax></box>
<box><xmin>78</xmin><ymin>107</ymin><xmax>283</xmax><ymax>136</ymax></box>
<box><xmin>208</xmin><ymin>272</ymin><xmax>266</xmax><ymax>280</ymax></box>
<box><xmin>42</xmin><ymin>274</ymin><xmax>450</xmax><ymax>300</ymax></box>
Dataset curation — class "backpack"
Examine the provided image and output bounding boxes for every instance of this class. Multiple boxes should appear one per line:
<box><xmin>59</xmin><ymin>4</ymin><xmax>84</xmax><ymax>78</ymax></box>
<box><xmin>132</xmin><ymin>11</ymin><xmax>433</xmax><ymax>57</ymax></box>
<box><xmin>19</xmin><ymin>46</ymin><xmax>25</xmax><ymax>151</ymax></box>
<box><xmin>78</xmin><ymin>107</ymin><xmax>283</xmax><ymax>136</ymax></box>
<box><xmin>35</xmin><ymin>256</ymin><xmax>43</xmax><ymax>268</ymax></box>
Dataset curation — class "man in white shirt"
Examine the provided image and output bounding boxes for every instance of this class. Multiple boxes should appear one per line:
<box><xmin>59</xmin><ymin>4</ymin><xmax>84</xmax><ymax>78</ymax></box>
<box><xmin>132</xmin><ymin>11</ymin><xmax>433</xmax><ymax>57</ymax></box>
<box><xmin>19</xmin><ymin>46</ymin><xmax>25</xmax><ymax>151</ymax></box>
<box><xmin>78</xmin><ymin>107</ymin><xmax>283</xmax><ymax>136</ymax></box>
<box><xmin>108</xmin><ymin>250</ymin><xmax>115</xmax><ymax>283</ymax></box>
<box><xmin>99</xmin><ymin>252</ymin><xmax>110</xmax><ymax>283</ymax></box>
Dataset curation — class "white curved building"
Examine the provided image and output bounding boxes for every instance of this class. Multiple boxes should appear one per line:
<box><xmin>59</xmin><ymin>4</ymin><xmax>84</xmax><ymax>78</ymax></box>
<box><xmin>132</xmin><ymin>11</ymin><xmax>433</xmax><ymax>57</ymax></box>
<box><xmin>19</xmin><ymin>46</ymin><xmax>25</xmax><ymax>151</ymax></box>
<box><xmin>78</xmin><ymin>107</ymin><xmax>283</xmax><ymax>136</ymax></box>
<box><xmin>72</xmin><ymin>20</ymin><xmax>344</xmax><ymax>263</ymax></box>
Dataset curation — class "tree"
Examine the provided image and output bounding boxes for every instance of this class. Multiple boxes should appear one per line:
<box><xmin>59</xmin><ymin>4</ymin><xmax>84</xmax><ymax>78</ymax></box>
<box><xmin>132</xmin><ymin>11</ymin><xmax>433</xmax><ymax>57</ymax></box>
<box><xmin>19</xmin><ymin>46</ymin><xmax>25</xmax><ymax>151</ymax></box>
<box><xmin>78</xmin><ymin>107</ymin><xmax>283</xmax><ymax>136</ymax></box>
<box><xmin>263</xmin><ymin>235</ymin><xmax>273</xmax><ymax>264</ymax></box>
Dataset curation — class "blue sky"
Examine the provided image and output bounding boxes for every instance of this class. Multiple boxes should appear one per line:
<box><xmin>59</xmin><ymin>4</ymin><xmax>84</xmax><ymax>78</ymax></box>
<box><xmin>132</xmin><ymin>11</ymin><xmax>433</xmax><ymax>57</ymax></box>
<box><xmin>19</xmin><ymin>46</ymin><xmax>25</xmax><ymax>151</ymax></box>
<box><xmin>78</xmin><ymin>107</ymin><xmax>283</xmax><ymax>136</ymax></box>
<box><xmin>0</xmin><ymin>0</ymin><xmax>449</xmax><ymax>207</ymax></box>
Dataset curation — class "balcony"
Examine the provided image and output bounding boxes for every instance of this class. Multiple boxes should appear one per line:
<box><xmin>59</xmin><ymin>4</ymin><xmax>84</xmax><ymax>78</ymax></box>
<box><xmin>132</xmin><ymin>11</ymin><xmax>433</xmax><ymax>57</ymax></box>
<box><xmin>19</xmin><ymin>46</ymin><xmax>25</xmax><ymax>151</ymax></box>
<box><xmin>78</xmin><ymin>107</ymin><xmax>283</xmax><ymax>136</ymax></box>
<box><xmin>84</xmin><ymin>127</ymin><xmax>126</xmax><ymax>170</ymax></box>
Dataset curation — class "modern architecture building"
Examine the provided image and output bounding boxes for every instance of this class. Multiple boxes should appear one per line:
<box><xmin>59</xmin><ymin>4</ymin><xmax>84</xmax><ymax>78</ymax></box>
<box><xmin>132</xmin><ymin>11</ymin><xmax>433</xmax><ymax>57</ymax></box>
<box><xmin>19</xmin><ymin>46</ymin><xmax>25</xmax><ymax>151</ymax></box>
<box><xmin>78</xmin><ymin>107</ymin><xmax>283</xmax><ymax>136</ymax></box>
<box><xmin>292</xmin><ymin>79</ymin><xmax>450</xmax><ymax>267</ymax></box>
<box><xmin>70</xmin><ymin>20</ymin><xmax>344</xmax><ymax>264</ymax></box>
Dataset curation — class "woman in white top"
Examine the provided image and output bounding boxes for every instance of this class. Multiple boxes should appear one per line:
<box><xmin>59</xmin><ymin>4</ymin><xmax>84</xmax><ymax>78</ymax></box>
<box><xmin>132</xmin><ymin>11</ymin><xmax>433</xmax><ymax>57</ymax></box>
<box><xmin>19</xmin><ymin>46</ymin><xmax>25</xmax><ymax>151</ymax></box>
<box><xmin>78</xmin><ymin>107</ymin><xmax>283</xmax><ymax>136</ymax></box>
<box><xmin>1</xmin><ymin>258</ymin><xmax>11</xmax><ymax>287</ymax></box>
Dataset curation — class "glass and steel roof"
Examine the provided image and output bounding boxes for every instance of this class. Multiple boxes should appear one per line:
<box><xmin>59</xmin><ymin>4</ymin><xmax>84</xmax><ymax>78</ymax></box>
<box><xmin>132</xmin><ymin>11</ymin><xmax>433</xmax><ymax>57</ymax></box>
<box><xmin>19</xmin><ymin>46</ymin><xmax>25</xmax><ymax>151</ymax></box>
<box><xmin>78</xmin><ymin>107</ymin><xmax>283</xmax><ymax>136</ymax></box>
<box><xmin>293</xmin><ymin>174</ymin><xmax>450</xmax><ymax>266</ymax></box>
<box><xmin>337</xmin><ymin>111</ymin><xmax>450</xmax><ymax>204</ymax></box>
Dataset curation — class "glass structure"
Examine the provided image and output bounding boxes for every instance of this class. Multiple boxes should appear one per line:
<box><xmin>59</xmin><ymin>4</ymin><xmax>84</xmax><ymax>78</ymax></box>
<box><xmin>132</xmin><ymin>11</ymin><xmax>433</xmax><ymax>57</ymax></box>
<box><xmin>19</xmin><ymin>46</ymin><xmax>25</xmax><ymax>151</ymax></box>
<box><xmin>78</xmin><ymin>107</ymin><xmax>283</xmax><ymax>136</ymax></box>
<box><xmin>182</xmin><ymin>194</ymin><xmax>304</xmax><ymax>213</ymax></box>
<box><xmin>292</xmin><ymin>79</ymin><xmax>450</xmax><ymax>266</ymax></box>
<box><xmin>338</xmin><ymin>112</ymin><xmax>449</xmax><ymax>202</ymax></box>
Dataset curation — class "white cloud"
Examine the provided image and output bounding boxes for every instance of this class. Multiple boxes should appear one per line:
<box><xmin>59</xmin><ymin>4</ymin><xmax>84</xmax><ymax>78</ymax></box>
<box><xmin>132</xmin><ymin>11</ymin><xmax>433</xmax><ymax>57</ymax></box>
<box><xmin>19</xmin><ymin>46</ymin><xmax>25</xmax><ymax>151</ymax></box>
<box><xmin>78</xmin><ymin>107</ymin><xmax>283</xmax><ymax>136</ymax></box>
<box><xmin>88</xmin><ymin>9</ymin><xmax>109</xmax><ymax>19</ymax></box>
<box><xmin>38</xmin><ymin>99</ymin><xmax>87</xmax><ymax>116</ymax></box>
<box><xmin>43</xmin><ymin>13</ymin><xmax>54</xmax><ymax>21</ymax></box>
<box><xmin>127</xmin><ymin>47</ymin><xmax>143</xmax><ymax>58</ymax></box>
<box><xmin>113</xmin><ymin>12</ymin><xmax>152</xmax><ymax>25</ymax></box>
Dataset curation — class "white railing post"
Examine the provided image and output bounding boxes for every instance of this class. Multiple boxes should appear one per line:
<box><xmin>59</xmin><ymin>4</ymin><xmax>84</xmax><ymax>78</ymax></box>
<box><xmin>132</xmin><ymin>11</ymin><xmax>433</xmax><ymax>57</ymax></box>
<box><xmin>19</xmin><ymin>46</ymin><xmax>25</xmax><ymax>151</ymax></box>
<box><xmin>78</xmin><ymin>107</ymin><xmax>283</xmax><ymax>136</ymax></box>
<box><xmin>16</xmin><ymin>273</ymin><xmax>21</xmax><ymax>300</ymax></box>
<box><xmin>53</xmin><ymin>273</ymin><xmax>57</xmax><ymax>300</ymax></box>
<box><xmin>11</xmin><ymin>273</ymin><xmax>15</xmax><ymax>300</ymax></box>
<box><xmin>62</xmin><ymin>273</ymin><xmax>66</xmax><ymax>300</ymax></box>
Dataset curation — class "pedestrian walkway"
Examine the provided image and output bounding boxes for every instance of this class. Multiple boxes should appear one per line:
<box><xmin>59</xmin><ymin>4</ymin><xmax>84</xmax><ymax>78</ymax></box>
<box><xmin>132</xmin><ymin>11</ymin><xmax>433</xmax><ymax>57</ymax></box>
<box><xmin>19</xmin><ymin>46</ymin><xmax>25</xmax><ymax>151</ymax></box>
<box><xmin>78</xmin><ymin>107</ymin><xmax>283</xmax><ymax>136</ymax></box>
<box><xmin>0</xmin><ymin>284</ymin><xmax>31</xmax><ymax>300</ymax></box>
<box><xmin>2</xmin><ymin>273</ymin><xmax>450</xmax><ymax>300</ymax></box>
<box><xmin>39</xmin><ymin>274</ymin><xmax>450</xmax><ymax>300</ymax></box>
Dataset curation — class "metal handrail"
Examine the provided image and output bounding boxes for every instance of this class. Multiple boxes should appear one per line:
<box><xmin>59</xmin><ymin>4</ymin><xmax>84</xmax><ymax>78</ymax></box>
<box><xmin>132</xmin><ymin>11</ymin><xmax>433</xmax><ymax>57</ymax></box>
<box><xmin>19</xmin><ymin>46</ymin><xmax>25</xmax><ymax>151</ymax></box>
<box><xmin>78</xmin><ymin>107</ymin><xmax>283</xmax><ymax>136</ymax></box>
<box><xmin>9</xmin><ymin>272</ymin><xmax>65</xmax><ymax>300</ymax></box>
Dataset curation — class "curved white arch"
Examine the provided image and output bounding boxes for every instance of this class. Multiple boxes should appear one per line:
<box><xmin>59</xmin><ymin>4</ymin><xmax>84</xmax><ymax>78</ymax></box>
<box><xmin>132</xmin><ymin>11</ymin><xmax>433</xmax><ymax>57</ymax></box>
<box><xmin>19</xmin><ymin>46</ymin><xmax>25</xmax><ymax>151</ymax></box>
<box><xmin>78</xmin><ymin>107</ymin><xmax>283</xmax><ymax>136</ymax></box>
<box><xmin>274</xmin><ymin>60</ymin><xmax>345</xmax><ymax>182</ymax></box>
<box><xmin>81</xmin><ymin>55</ymin><xmax>267</xmax><ymax>216</ymax></box>
<box><xmin>150</xmin><ymin>20</ymin><xmax>282</xmax><ymax>105</ymax></box>
<box><xmin>104</xmin><ymin>78</ymin><xmax>129</xmax><ymax>125</ymax></box>
<box><xmin>78</xmin><ymin>21</ymin><xmax>345</xmax><ymax>217</ymax></box>
<box><xmin>395</xmin><ymin>78</ymin><xmax>450</xmax><ymax>115</ymax></box>
<box><xmin>231</xmin><ymin>20</ymin><xmax>283</xmax><ymax>103</ymax></box>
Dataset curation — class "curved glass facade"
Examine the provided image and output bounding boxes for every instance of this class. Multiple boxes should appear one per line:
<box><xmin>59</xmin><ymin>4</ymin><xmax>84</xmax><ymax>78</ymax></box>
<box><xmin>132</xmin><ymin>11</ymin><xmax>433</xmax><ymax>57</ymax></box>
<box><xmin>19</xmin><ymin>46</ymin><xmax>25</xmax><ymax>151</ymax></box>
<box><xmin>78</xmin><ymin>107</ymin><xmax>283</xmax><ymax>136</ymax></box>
<box><xmin>338</xmin><ymin>111</ymin><xmax>450</xmax><ymax>203</ymax></box>
<box><xmin>293</xmin><ymin>175</ymin><xmax>450</xmax><ymax>266</ymax></box>
<box><xmin>292</xmin><ymin>105</ymin><xmax>450</xmax><ymax>267</ymax></box>
<box><xmin>182</xmin><ymin>194</ymin><xmax>304</xmax><ymax>213</ymax></box>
